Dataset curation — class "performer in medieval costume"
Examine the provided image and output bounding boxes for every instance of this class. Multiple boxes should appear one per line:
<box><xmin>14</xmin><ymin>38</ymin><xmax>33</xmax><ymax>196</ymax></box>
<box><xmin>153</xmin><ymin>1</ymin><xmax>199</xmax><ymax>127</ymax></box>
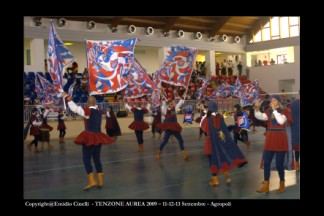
<box><xmin>200</xmin><ymin>102</ymin><xmax>248</xmax><ymax>186</ymax></box>
<box><xmin>254</xmin><ymin>95</ymin><xmax>293</xmax><ymax>193</ymax></box>
<box><xmin>63</xmin><ymin>92</ymin><xmax>115</xmax><ymax>190</ymax></box>
<box><xmin>156</xmin><ymin>98</ymin><xmax>190</xmax><ymax>160</ymax></box>
<box><xmin>125</xmin><ymin>101</ymin><xmax>150</xmax><ymax>152</ymax></box>
<box><xmin>105</xmin><ymin>106</ymin><xmax>122</xmax><ymax>140</ymax></box>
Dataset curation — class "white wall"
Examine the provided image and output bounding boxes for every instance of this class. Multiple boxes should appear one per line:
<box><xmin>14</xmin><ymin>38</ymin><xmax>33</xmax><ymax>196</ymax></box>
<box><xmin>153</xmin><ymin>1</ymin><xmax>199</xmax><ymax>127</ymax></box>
<box><xmin>134</xmin><ymin>46</ymin><xmax>159</xmax><ymax>74</ymax></box>
<box><xmin>249</xmin><ymin>45</ymin><xmax>300</xmax><ymax>93</ymax></box>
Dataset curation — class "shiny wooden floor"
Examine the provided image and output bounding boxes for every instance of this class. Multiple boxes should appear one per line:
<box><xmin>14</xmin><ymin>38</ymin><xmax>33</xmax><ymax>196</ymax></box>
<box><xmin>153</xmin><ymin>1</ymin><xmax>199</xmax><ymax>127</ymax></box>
<box><xmin>24</xmin><ymin>127</ymin><xmax>300</xmax><ymax>199</ymax></box>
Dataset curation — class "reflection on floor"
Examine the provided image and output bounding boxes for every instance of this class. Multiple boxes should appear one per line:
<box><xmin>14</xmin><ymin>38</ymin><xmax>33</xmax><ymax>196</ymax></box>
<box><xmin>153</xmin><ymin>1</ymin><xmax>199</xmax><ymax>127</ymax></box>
<box><xmin>24</xmin><ymin>127</ymin><xmax>300</xmax><ymax>199</ymax></box>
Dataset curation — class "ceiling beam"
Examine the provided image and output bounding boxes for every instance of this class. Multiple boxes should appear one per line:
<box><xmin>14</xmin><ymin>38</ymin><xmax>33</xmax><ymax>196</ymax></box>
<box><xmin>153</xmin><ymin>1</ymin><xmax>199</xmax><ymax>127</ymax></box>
<box><xmin>163</xmin><ymin>17</ymin><xmax>180</xmax><ymax>32</ymax></box>
<box><xmin>246</xmin><ymin>17</ymin><xmax>271</xmax><ymax>42</ymax></box>
<box><xmin>208</xmin><ymin>17</ymin><xmax>230</xmax><ymax>37</ymax></box>
<box><xmin>174</xmin><ymin>23</ymin><xmax>210</xmax><ymax>31</ymax></box>
<box><xmin>180</xmin><ymin>16</ymin><xmax>218</xmax><ymax>24</ymax></box>
<box><xmin>122</xmin><ymin>17</ymin><xmax>165</xmax><ymax>25</ymax></box>
<box><xmin>219</xmin><ymin>28</ymin><xmax>245</xmax><ymax>35</ymax></box>
<box><xmin>225</xmin><ymin>22</ymin><xmax>251</xmax><ymax>29</ymax></box>
<box><xmin>110</xmin><ymin>17</ymin><xmax>123</xmax><ymax>28</ymax></box>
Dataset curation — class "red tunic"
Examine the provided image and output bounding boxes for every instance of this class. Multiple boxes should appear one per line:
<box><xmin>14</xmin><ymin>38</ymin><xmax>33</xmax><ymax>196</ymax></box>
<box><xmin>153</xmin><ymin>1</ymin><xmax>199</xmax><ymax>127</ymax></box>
<box><xmin>74</xmin><ymin>108</ymin><xmax>114</xmax><ymax>146</ymax></box>
<box><xmin>263</xmin><ymin>108</ymin><xmax>292</xmax><ymax>151</ymax></box>
<box><xmin>156</xmin><ymin>108</ymin><xmax>182</xmax><ymax>133</ymax></box>
<box><xmin>29</xmin><ymin>115</ymin><xmax>40</xmax><ymax>136</ymax></box>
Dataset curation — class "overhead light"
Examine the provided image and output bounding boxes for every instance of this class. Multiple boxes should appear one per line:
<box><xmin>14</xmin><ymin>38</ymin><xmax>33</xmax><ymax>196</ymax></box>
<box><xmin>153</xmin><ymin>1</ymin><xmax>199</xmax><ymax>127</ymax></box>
<box><xmin>64</xmin><ymin>42</ymin><xmax>73</xmax><ymax>46</ymax></box>
<box><xmin>146</xmin><ymin>27</ymin><xmax>154</xmax><ymax>35</ymax></box>
<box><xmin>215</xmin><ymin>52</ymin><xmax>222</xmax><ymax>55</ymax></box>
<box><xmin>87</xmin><ymin>21</ymin><xmax>96</xmax><ymax>30</ymax></box>
<box><xmin>234</xmin><ymin>36</ymin><xmax>240</xmax><ymax>43</ymax></box>
<box><xmin>221</xmin><ymin>34</ymin><xmax>228</xmax><ymax>42</ymax></box>
<box><xmin>57</xmin><ymin>18</ymin><xmax>66</xmax><ymax>27</ymax></box>
<box><xmin>195</xmin><ymin>32</ymin><xmax>202</xmax><ymax>40</ymax></box>
<box><xmin>128</xmin><ymin>25</ymin><xmax>136</xmax><ymax>34</ymax></box>
<box><xmin>177</xmin><ymin>30</ymin><xmax>184</xmax><ymax>38</ymax></box>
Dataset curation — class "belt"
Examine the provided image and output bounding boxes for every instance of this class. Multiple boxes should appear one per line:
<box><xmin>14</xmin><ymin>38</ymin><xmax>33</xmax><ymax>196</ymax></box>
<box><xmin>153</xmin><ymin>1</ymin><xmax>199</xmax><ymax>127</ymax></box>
<box><xmin>267</xmin><ymin>128</ymin><xmax>285</xmax><ymax>132</ymax></box>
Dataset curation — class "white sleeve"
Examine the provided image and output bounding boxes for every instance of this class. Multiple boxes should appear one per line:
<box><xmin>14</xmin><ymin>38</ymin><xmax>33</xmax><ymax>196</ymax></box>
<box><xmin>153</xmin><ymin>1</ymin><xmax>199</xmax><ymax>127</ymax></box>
<box><xmin>43</xmin><ymin>109</ymin><xmax>50</xmax><ymax>118</ymax></box>
<box><xmin>67</xmin><ymin>101</ymin><xmax>89</xmax><ymax>119</ymax></box>
<box><xmin>125</xmin><ymin>103</ymin><xmax>132</xmax><ymax>112</ymax></box>
<box><xmin>61</xmin><ymin>115</ymin><xmax>68</xmax><ymax>120</ymax></box>
<box><xmin>32</xmin><ymin>120</ymin><xmax>42</xmax><ymax>126</ymax></box>
<box><xmin>175</xmin><ymin>99</ymin><xmax>184</xmax><ymax>111</ymax></box>
<box><xmin>106</xmin><ymin>111</ymin><xmax>111</xmax><ymax>118</ymax></box>
<box><xmin>200</xmin><ymin>115</ymin><xmax>207</xmax><ymax>128</ymax></box>
<box><xmin>161</xmin><ymin>101</ymin><xmax>167</xmax><ymax>115</ymax></box>
<box><xmin>146</xmin><ymin>103</ymin><xmax>151</xmax><ymax>111</ymax></box>
<box><xmin>254</xmin><ymin>110</ymin><xmax>268</xmax><ymax>121</ymax></box>
<box><xmin>272</xmin><ymin>110</ymin><xmax>287</xmax><ymax>125</ymax></box>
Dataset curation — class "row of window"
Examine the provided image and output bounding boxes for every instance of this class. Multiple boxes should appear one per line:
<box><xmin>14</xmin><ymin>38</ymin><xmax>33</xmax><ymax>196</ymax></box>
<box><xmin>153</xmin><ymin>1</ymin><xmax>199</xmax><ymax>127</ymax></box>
<box><xmin>251</xmin><ymin>17</ymin><xmax>300</xmax><ymax>43</ymax></box>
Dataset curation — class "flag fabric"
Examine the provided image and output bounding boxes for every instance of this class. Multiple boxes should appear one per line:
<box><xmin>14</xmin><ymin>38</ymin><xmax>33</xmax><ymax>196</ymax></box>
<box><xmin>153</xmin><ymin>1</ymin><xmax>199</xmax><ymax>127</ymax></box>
<box><xmin>123</xmin><ymin>58</ymin><xmax>157</xmax><ymax>99</ymax></box>
<box><xmin>240</xmin><ymin>80</ymin><xmax>260</xmax><ymax>107</ymax></box>
<box><xmin>47</xmin><ymin>21</ymin><xmax>74</xmax><ymax>94</ymax></box>
<box><xmin>67</xmin><ymin>82</ymin><xmax>76</xmax><ymax>97</ymax></box>
<box><xmin>196</xmin><ymin>77</ymin><xmax>210</xmax><ymax>99</ymax></box>
<box><xmin>151</xmin><ymin>89</ymin><xmax>161</xmax><ymax>108</ymax></box>
<box><xmin>37</xmin><ymin>74</ymin><xmax>64</xmax><ymax>110</ymax></box>
<box><xmin>210</xmin><ymin>84</ymin><xmax>235</xmax><ymax>99</ymax></box>
<box><xmin>86</xmin><ymin>38</ymin><xmax>137</xmax><ymax>95</ymax></box>
<box><xmin>232</xmin><ymin>77</ymin><xmax>243</xmax><ymax>98</ymax></box>
<box><xmin>152</xmin><ymin>70</ymin><xmax>161</xmax><ymax>88</ymax></box>
<box><xmin>158</xmin><ymin>46</ymin><xmax>198</xmax><ymax>88</ymax></box>
<box><xmin>35</xmin><ymin>76</ymin><xmax>47</xmax><ymax>102</ymax></box>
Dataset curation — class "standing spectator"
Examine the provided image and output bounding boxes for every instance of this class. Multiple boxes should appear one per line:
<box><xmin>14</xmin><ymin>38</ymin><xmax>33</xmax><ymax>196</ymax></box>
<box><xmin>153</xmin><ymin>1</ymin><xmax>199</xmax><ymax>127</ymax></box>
<box><xmin>237</xmin><ymin>62</ymin><xmax>243</xmax><ymax>76</ymax></box>
<box><xmin>62</xmin><ymin>92</ymin><xmax>115</xmax><ymax>190</ymax></box>
<box><xmin>270</xmin><ymin>58</ymin><xmax>275</xmax><ymax>65</ymax></box>
<box><xmin>221</xmin><ymin>60</ymin><xmax>227</xmax><ymax>75</ymax></box>
<box><xmin>113</xmin><ymin>95</ymin><xmax>119</xmax><ymax>102</ymax></box>
<box><xmin>67</xmin><ymin>62</ymin><xmax>78</xmax><ymax>79</ymax></box>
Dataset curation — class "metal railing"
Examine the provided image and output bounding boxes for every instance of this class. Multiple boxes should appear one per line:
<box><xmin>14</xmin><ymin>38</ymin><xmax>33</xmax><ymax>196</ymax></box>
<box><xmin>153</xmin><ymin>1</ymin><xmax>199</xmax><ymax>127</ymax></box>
<box><xmin>23</xmin><ymin>99</ymin><xmax>239</xmax><ymax>122</ymax></box>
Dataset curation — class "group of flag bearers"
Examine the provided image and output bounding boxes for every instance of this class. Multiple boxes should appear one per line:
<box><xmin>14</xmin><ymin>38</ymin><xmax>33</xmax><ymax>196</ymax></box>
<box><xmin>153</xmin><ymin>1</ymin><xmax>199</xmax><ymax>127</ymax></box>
<box><xmin>28</xmin><ymin>21</ymin><xmax>300</xmax><ymax>194</ymax></box>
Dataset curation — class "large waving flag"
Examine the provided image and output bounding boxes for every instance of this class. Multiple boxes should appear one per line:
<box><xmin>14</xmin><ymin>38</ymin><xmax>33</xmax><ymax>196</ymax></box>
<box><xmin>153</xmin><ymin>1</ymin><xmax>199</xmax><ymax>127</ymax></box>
<box><xmin>241</xmin><ymin>80</ymin><xmax>260</xmax><ymax>107</ymax></box>
<box><xmin>86</xmin><ymin>38</ymin><xmax>137</xmax><ymax>95</ymax></box>
<box><xmin>123</xmin><ymin>58</ymin><xmax>157</xmax><ymax>99</ymax></box>
<box><xmin>47</xmin><ymin>21</ymin><xmax>74</xmax><ymax>94</ymax></box>
<box><xmin>232</xmin><ymin>77</ymin><xmax>243</xmax><ymax>98</ymax></box>
<box><xmin>35</xmin><ymin>76</ymin><xmax>47</xmax><ymax>103</ymax></box>
<box><xmin>196</xmin><ymin>77</ymin><xmax>210</xmax><ymax>100</ymax></box>
<box><xmin>158</xmin><ymin>46</ymin><xmax>198</xmax><ymax>88</ymax></box>
<box><xmin>37</xmin><ymin>74</ymin><xmax>64</xmax><ymax>110</ymax></box>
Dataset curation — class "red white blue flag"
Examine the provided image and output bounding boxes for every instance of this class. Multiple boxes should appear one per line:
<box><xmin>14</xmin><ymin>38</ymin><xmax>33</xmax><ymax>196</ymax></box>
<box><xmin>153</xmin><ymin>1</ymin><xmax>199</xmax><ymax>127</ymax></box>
<box><xmin>158</xmin><ymin>46</ymin><xmax>198</xmax><ymax>88</ymax></box>
<box><xmin>86</xmin><ymin>38</ymin><xmax>137</xmax><ymax>95</ymax></box>
<box><xmin>47</xmin><ymin>21</ymin><xmax>74</xmax><ymax>94</ymax></box>
<box><xmin>196</xmin><ymin>77</ymin><xmax>210</xmax><ymax>100</ymax></box>
<box><xmin>240</xmin><ymin>80</ymin><xmax>260</xmax><ymax>107</ymax></box>
<box><xmin>123</xmin><ymin>58</ymin><xmax>157</xmax><ymax>99</ymax></box>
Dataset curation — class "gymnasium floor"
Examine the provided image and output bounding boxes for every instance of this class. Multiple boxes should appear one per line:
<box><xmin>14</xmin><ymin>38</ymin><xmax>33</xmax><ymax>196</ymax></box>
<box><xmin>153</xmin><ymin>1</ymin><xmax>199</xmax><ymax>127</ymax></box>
<box><xmin>24</xmin><ymin>127</ymin><xmax>300</xmax><ymax>199</ymax></box>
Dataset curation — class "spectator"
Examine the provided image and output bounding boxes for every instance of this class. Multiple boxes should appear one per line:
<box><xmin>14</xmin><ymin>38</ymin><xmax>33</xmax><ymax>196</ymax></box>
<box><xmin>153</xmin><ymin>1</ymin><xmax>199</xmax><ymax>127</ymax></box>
<box><xmin>270</xmin><ymin>58</ymin><xmax>275</xmax><ymax>65</ymax></box>
<box><xmin>237</xmin><ymin>62</ymin><xmax>243</xmax><ymax>76</ymax></box>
